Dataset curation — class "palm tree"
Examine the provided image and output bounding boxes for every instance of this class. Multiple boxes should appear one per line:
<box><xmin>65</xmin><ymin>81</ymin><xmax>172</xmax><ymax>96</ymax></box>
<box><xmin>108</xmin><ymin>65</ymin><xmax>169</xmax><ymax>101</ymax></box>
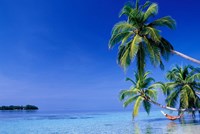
<box><xmin>120</xmin><ymin>71</ymin><xmax>159</xmax><ymax>118</ymax></box>
<box><xmin>120</xmin><ymin>69</ymin><xmax>200</xmax><ymax>118</ymax></box>
<box><xmin>165</xmin><ymin>65</ymin><xmax>200</xmax><ymax>116</ymax></box>
<box><xmin>109</xmin><ymin>0</ymin><xmax>200</xmax><ymax>76</ymax></box>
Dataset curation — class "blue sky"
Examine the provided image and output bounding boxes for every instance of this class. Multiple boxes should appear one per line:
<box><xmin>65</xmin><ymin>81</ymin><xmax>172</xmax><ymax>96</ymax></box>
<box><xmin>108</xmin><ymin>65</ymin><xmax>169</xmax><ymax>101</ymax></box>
<box><xmin>0</xmin><ymin>0</ymin><xmax>199</xmax><ymax>111</ymax></box>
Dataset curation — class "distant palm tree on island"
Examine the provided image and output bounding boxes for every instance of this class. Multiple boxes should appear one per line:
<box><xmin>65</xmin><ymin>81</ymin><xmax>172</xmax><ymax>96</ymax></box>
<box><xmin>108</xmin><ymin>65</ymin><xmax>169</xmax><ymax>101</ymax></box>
<box><xmin>0</xmin><ymin>105</ymin><xmax>39</xmax><ymax>110</ymax></box>
<box><xmin>109</xmin><ymin>0</ymin><xmax>200</xmax><ymax>76</ymax></box>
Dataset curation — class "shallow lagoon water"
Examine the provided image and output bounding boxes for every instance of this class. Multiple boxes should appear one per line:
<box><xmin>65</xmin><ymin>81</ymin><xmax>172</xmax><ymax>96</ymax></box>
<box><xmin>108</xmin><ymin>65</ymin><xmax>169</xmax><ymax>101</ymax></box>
<box><xmin>0</xmin><ymin>110</ymin><xmax>200</xmax><ymax>134</ymax></box>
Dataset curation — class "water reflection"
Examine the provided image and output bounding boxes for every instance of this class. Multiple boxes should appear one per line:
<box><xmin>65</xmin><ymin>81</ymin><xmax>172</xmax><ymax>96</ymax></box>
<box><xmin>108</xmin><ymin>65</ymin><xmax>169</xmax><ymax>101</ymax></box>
<box><xmin>142</xmin><ymin>124</ymin><xmax>154</xmax><ymax>134</ymax></box>
<box><xmin>133</xmin><ymin>123</ymin><xmax>141</xmax><ymax>134</ymax></box>
<box><xmin>133</xmin><ymin>122</ymin><xmax>163</xmax><ymax>134</ymax></box>
<box><xmin>166</xmin><ymin>122</ymin><xmax>177</xmax><ymax>133</ymax></box>
<box><xmin>133</xmin><ymin>116</ymin><xmax>200</xmax><ymax>134</ymax></box>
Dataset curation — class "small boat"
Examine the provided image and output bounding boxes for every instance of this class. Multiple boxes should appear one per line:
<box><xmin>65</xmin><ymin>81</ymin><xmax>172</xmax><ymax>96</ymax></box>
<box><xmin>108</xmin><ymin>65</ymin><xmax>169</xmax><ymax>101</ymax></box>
<box><xmin>161</xmin><ymin>111</ymin><xmax>183</xmax><ymax>120</ymax></box>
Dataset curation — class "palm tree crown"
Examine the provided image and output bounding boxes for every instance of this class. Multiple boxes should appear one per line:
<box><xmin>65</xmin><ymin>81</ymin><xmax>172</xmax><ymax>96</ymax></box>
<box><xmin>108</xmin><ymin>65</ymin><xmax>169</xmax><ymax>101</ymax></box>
<box><xmin>120</xmin><ymin>71</ymin><xmax>159</xmax><ymax>118</ymax></box>
<box><xmin>109</xmin><ymin>0</ymin><xmax>175</xmax><ymax>76</ymax></box>
<box><xmin>165</xmin><ymin>65</ymin><xmax>200</xmax><ymax>112</ymax></box>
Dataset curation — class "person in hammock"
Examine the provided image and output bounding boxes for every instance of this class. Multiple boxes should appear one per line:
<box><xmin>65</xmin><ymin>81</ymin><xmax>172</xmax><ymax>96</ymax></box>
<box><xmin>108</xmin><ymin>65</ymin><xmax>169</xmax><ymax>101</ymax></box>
<box><xmin>161</xmin><ymin>111</ymin><xmax>184</xmax><ymax>121</ymax></box>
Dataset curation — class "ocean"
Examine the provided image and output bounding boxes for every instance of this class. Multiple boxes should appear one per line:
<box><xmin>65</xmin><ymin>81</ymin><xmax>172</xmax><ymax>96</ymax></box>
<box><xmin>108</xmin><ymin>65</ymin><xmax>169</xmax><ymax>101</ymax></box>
<box><xmin>0</xmin><ymin>110</ymin><xmax>200</xmax><ymax>134</ymax></box>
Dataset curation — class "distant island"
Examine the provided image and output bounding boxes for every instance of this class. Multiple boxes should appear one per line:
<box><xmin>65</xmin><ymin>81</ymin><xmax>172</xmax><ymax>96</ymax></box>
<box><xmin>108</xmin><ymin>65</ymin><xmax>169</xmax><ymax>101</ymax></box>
<box><xmin>0</xmin><ymin>105</ymin><xmax>39</xmax><ymax>110</ymax></box>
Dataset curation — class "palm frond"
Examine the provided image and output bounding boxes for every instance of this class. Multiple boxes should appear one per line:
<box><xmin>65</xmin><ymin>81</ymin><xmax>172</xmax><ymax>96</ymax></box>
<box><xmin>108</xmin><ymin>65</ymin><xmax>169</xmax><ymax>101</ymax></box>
<box><xmin>143</xmin><ymin>100</ymin><xmax>151</xmax><ymax>115</ymax></box>
<box><xmin>160</xmin><ymin>82</ymin><xmax>172</xmax><ymax>96</ymax></box>
<box><xmin>118</xmin><ymin>42</ymin><xmax>132</xmax><ymax>68</ymax></box>
<box><xmin>130</xmin><ymin>34</ymin><xmax>141</xmax><ymax>58</ymax></box>
<box><xmin>133</xmin><ymin>96</ymin><xmax>143</xmax><ymax>117</ymax></box>
<box><xmin>185</xmin><ymin>85</ymin><xmax>196</xmax><ymax>102</ymax></box>
<box><xmin>180</xmin><ymin>88</ymin><xmax>189</xmax><ymax>108</ymax></box>
<box><xmin>148</xmin><ymin>16</ymin><xmax>176</xmax><ymax>29</ymax></box>
<box><xmin>144</xmin><ymin>3</ymin><xmax>158</xmax><ymax>21</ymax></box>
<box><xmin>126</xmin><ymin>77</ymin><xmax>136</xmax><ymax>85</ymax></box>
<box><xmin>166</xmin><ymin>88</ymin><xmax>181</xmax><ymax>107</ymax></box>
<box><xmin>159</xmin><ymin>38</ymin><xmax>173</xmax><ymax>61</ymax></box>
<box><xmin>187</xmin><ymin>73</ymin><xmax>200</xmax><ymax>83</ymax></box>
<box><xmin>160</xmin><ymin>37</ymin><xmax>174</xmax><ymax>50</ymax></box>
<box><xmin>145</xmin><ymin>89</ymin><xmax>157</xmax><ymax>100</ymax></box>
<box><xmin>119</xmin><ymin>2</ymin><xmax>137</xmax><ymax>19</ymax></box>
<box><xmin>166</xmin><ymin>69</ymin><xmax>181</xmax><ymax>82</ymax></box>
<box><xmin>111</xmin><ymin>21</ymin><xmax>136</xmax><ymax>36</ymax></box>
<box><xmin>109</xmin><ymin>31</ymin><xmax>133</xmax><ymax>49</ymax></box>
<box><xmin>143</xmin><ymin>71</ymin><xmax>151</xmax><ymax>79</ymax></box>
<box><xmin>140</xmin><ymin>1</ymin><xmax>151</xmax><ymax>10</ymax></box>
<box><xmin>135</xmin><ymin>0</ymin><xmax>140</xmax><ymax>10</ymax></box>
<box><xmin>148</xmin><ymin>81</ymin><xmax>164</xmax><ymax>89</ymax></box>
<box><xmin>119</xmin><ymin>88</ymin><xmax>139</xmax><ymax>101</ymax></box>
<box><xmin>143</xmin><ymin>77</ymin><xmax>155</xmax><ymax>87</ymax></box>
<box><xmin>123</xmin><ymin>95</ymin><xmax>139</xmax><ymax>107</ymax></box>
<box><xmin>159</xmin><ymin>60</ymin><xmax>165</xmax><ymax>70</ymax></box>
<box><xmin>145</xmin><ymin>27</ymin><xmax>160</xmax><ymax>42</ymax></box>
<box><xmin>144</xmin><ymin>37</ymin><xmax>158</xmax><ymax>66</ymax></box>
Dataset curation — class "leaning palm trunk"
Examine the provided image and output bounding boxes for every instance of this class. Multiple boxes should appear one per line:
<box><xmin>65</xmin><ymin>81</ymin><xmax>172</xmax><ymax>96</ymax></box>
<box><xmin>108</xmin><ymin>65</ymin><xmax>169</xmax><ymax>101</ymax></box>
<box><xmin>147</xmin><ymin>98</ymin><xmax>200</xmax><ymax>112</ymax></box>
<box><xmin>171</xmin><ymin>50</ymin><xmax>200</xmax><ymax>64</ymax></box>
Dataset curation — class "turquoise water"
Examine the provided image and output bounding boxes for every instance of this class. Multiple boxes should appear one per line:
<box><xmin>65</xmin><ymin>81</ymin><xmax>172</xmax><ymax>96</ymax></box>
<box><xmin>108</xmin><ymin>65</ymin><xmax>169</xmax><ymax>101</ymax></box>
<box><xmin>0</xmin><ymin>110</ymin><xmax>200</xmax><ymax>134</ymax></box>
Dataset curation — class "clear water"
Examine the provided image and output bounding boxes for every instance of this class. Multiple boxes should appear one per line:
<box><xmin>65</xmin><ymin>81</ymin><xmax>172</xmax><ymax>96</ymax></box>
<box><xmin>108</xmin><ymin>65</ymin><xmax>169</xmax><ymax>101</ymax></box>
<box><xmin>0</xmin><ymin>110</ymin><xmax>200</xmax><ymax>134</ymax></box>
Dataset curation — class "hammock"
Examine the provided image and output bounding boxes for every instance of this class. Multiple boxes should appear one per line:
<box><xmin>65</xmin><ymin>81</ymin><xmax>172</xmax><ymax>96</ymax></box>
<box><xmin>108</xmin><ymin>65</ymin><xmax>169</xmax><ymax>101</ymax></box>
<box><xmin>161</xmin><ymin>111</ymin><xmax>183</xmax><ymax>121</ymax></box>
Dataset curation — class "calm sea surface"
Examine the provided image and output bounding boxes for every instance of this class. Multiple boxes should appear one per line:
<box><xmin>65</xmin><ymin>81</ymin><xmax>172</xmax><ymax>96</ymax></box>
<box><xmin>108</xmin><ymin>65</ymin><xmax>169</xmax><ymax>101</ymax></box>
<box><xmin>0</xmin><ymin>110</ymin><xmax>200</xmax><ymax>134</ymax></box>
